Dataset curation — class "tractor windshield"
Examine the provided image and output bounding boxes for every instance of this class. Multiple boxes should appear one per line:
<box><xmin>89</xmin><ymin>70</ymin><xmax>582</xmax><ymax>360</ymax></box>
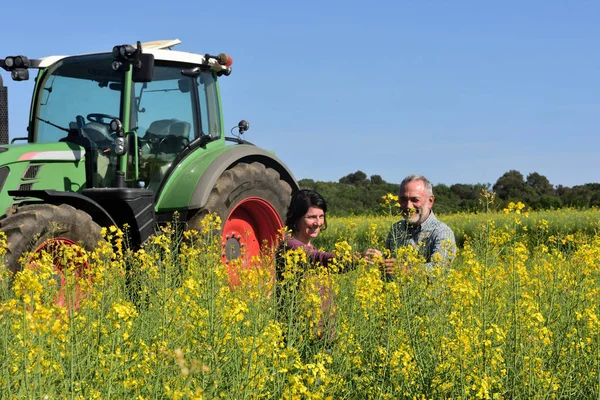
<box><xmin>32</xmin><ymin>54</ymin><xmax>123</xmax><ymax>187</ymax></box>
<box><xmin>33</xmin><ymin>54</ymin><xmax>122</xmax><ymax>145</ymax></box>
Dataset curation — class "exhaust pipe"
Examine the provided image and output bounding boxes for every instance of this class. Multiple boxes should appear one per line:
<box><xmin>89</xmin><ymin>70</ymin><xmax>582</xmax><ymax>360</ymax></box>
<box><xmin>0</xmin><ymin>75</ymin><xmax>8</xmax><ymax>144</ymax></box>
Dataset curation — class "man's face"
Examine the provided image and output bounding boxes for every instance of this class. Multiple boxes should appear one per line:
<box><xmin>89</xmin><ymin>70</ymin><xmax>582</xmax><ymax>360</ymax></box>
<box><xmin>399</xmin><ymin>180</ymin><xmax>434</xmax><ymax>225</ymax></box>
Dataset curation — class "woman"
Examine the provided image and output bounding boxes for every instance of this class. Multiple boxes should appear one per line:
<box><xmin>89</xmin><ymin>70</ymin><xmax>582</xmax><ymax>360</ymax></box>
<box><xmin>275</xmin><ymin>189</ymin><xmax>337</xmax><ymax>341</ymax></box>
<box><xmin>278</xmin><ymin>189</ymin><xmax>335</xmax><ymax>274</ymax></box>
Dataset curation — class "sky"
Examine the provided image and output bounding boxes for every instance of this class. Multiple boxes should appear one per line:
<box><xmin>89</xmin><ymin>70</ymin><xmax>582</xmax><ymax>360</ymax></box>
<box><xmin>2</xmin><ymin>0</ymin><xmax>598</xmax><ymax>188</ymax></box>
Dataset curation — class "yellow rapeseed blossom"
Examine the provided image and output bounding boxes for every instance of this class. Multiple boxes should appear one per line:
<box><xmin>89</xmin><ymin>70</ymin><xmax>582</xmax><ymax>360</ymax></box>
<box><xmin>1</xmin><ymin>207</ymin><xmax>600</xmax><ymax>398</ymax></box>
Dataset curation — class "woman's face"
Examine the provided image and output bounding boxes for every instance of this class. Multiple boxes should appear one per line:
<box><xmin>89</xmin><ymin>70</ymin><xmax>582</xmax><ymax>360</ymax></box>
<box><xmin>294</xmin><ymin>206</ymin><xmax>325</xmax><ymax>244</ymax></box>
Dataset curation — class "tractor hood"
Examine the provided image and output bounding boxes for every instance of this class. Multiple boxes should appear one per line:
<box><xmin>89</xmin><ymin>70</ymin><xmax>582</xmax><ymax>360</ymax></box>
<box><xmin>0</xmin><ymin>142</ymin><xmax>88</xmax><ymax>217</ymax></box>
<box><xmin>0</xmin><ymin>142</ymin><xmax>86</xmax><ymax>164</ymax></box>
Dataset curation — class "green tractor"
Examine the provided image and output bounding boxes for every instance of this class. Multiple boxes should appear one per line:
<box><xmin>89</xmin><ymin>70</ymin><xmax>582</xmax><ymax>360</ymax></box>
<box><xmin>0</xmin><ymin>39</ymin><xmax>297</xmax><ymax>278</ymax></box>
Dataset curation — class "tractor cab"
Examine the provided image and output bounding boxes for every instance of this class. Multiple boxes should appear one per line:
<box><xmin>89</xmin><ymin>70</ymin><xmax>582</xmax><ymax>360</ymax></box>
<box><xmin>133</xmin><ymin>61</ymin><xmax>224</xmax><ymax>190</ymax></box>
<box><xmin>1</xmin><ymin>40</ymin><xmax>232</xmax><ymax>194</ymax></box>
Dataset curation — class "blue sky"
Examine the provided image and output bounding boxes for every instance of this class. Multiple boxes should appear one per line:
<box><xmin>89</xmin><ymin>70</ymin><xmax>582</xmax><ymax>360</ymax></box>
<box><xmin>2</xmin><ymin>0</ymin><xmax>598</xmax><ymax>188</ymax></box>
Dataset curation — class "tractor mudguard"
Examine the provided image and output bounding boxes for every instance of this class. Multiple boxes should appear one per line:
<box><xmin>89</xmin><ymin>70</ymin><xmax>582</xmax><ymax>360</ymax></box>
<box><xmin>155</xmin><ymin>144</ymin><xmax>298</xmax><ymax>211</ymax></box>
<box><xmin>189</xmin><ymin>145</ymin><xmax>298</xmax><ymax>210</ymax></box>
<box><xmin>7</xmin><ymin>189</ymin><xmax>116</xmax><ymax>229</ymax></box>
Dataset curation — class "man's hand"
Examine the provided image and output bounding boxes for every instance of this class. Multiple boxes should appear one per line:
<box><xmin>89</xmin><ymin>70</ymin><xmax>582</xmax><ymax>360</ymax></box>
<box><xmin>363</xmin><ymin>248</ymin><xmax>382</xmax><ymax>264</ymax></box>
<box><xmin>381</xmin><ymin>258</ymin><xmax>397</xmax><ymax>276</ymax></box>
<box><xmin>363</xmin><ymin>249</ymin><xmax>411</xmax><ymax>277</ymax></box>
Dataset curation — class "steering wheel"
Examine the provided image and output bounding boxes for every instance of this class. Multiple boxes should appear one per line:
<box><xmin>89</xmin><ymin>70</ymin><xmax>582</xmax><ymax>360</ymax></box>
<box><xmin>158</xmin><ymin>135</ymin><xmax>190</xmax><ymax>153</ymax></box>
<box><xmin>87</xmin><ymin>113</ymin><xmax>119</xmax><ymax>126</ymax></box>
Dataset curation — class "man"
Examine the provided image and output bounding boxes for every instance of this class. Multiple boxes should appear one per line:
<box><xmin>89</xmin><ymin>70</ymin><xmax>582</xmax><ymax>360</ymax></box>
<box><xmin>365</xmin><ymin>174</ymin><xmax>456</xmax><ymax>276</ymax></box>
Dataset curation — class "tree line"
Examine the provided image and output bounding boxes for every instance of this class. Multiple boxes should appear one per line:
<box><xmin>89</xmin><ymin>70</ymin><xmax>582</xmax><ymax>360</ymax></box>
<box><xmin>298</xmin><ymin>169</ymin><xmax>600</xmax><ymax>216</ymax></box>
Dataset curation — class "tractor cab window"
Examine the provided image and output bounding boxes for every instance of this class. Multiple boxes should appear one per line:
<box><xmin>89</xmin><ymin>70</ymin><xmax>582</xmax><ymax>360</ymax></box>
<box><xmin>197</xmin><ymin>71</ymin><xmax>221</xmax><ymax>139</ymax></box>
<box><xmin>134</xmin><ymin>66</ymin><xmax>221</xmax><ymax>189</ymax></box>
<box><xmin>135</xmin><ymin>66</ymin><xmax>195</xmax><ymax>189</ymax></box>
<box><xmin>34</xmin><ymin>54</ymin><xmax>123</xmax><ymax>187</ymax></box>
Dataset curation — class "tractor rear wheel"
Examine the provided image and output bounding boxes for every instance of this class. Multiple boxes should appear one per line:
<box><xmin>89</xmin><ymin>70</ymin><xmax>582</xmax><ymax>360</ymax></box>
<box><xmin>0</xmin><ymin>203</ymin><xmax>103</xmax><ymax>308</ymax></box>
<box><xmin>191</xmin><ymin>162</ymin><xmax>292</xmax><ymax>266</ymax></box>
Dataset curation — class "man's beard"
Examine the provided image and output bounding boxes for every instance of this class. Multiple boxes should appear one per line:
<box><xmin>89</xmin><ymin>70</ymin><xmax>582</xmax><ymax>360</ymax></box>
<box><xmin>403</xmin><ymin>208</ymin><xmax>421</xmax><ymax>224</ymax></box>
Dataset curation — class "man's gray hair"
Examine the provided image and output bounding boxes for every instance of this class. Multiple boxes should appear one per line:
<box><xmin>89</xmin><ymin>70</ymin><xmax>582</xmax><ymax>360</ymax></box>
<box><xmin>400</xmin><ymin>174</ymin><xmax>433</xmax><ymax>196</ymax></box>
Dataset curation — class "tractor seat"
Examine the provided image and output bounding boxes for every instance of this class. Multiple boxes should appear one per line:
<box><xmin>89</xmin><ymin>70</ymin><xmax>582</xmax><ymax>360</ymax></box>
<box><xmin>146</xmin><ymin>119</ymin><xmax>176</xmax><ymax>136</ymax></box>
<box><xmin>145</xmin><ymin>119</ymin><xmax>190</xmax><ymax>137</ymax></box>
<box><xmin>139</xmin><ymin>119</ymin><xmax>192</xmax><ymax>188</ymax></box>
<box><xmin>143</xmin><ymin>119</ymin><xmax>191</xmax><ymax>154</ymax></box>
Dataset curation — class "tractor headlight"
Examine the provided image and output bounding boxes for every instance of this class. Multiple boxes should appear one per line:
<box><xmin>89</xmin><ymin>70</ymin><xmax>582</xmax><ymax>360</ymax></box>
<box><xmin>11</xmin><ymin>69</ymin><xmax>29</xmax><ymax>81</ymax></box>
<box><xmin>109</xmin><ymin>119</ymin><xmax>122</xmax><ymax>133</ymax></box>
<box><xmin>112</xmin><ymin>45</ymin><xmax>136</xmax><ymax>60</ymax></box>
<box><xmin>13</xmin><ymin>56</ymin><xmax>29</xmax><ymax>68</ymax></box>
<box><xmin>3</xmin><ymin>56</ymin><xmax>29</xmax><ymax>70</ymax></box>
<box><xmin>4</xmin><ymin>57</ymin><xmax>14</xmax><ymax>69</ymax></box>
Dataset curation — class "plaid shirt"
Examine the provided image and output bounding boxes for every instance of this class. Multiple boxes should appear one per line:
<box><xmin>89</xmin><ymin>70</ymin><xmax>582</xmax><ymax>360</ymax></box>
<box><xmin>385</xmin><ymin>211</ymin><xmax>456</xmax><ymax>267</ymax></box>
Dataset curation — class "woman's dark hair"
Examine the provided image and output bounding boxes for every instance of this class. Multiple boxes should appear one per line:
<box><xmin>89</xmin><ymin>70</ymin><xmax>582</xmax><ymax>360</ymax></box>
<box><xmin>285</xmin><ymin>189</ymin><xmax>328</xmax><ymax>232</ymax></box>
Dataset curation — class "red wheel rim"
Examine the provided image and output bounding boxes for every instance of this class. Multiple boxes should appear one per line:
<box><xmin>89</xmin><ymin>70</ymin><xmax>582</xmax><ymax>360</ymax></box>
<box><xmin>222</xmin><ymin>197</ymin><xmax>282</xmax><ymax>282</ymax></box>
<box><xmin>30</xmin><ymin>238</ymin><xmax>90</xmax><ymax>311</ymax></box>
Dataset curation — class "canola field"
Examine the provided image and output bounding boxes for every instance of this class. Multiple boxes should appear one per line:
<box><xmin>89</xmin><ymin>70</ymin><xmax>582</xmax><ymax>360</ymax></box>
<box><xmin>1</xmin><ymin>206</ymin><xmax>600</xmax><ymax>399</ymax></box>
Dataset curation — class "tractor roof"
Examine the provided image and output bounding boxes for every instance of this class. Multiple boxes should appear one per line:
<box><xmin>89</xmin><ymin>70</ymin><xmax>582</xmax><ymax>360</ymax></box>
<box><xmin>36</xmin><ymin>39</ymin><xmax>228</xmax><ymax>71</ymax></box>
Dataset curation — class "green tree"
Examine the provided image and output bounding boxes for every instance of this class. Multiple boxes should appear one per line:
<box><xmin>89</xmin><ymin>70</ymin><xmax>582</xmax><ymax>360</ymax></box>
<box><xmin>561</xmin><ymin>186</ymin><xmax>593</xmax><ymax>208</ymax></box>
<box><xmin>339</xmin><ymin>170</ymin><xmax>368</xmax><ymax>185</ymax></box>
<box><xmin>450</xmin><ymin>183</ymin><xmax>492</xmax><ymax>211</ymax></box>
<box><xmin>432</xmin><ymin>184</ymin><xmax>461</xmax><ymax>214</ymax></box>
<box><xmin>298</xmin><ymin>170</ymin><xmax>598</xmax><ymax>216</ymax></box>
<box><xmin>537</xmin><ymin>194</ymin><xmax>562</xmax><ymax>209</ymax></box>
<box><xmin>525</xmin><ymin>172</ymin><xmax>560</xmax><ymax>209</ymax></box>
<box><xmin>526</xmin><ymin>172</ymin><xmax>554</xmax><ymax>196</ymax></box>
<box><xmin>370</xmin><ymin>174</ymin><xmax>386</xmax><ymax>185</ymax></box>
<box><xmin>493</xmin><ymin>170</ymin><xmax>526</xmax><ymax>200</ymax></box>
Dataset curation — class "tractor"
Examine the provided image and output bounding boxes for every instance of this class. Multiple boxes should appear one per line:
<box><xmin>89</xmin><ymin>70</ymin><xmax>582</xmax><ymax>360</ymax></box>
<box><xmin>0</xmin><ymin>39</ymin><xmax>297</xmax><ymax>281</ymax></box>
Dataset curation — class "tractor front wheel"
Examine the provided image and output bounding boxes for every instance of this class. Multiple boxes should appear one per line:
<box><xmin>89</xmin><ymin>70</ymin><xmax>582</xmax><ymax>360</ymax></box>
<box><xmin>0</xmin><ymin>203</ymin><xmax>103</xmax><ymax>308</ymax></box>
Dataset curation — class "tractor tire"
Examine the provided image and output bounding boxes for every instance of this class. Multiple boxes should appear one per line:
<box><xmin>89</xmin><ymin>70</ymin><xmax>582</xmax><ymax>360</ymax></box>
<box><xmin>0</xmin><ymin>203</ymin><xmax>103</xmax><ymax>274</ymax></box>
<box><xmin>190</xmin><ymin>162</ymin><xmax>292</xmax><ymax>264</ymax></box>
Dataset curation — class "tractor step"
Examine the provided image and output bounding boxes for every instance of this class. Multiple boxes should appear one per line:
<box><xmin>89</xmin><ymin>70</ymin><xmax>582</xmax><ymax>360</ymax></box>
<box><xmin>83</xmin><ymin>188</ymin><xmax>155</xmax><ymax>245</ymax></box>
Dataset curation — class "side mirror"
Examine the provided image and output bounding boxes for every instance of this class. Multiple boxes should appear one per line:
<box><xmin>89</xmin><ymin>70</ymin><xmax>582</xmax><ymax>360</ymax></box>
<box><xmin>238</xmin><ymin>120</ymin><xmax>249</xmax><ymax>134</ymax></box>
<box><xmin>132</xmin><ymin>54</ymin><xmax>154</xmax><ymax>83</ymax></box>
